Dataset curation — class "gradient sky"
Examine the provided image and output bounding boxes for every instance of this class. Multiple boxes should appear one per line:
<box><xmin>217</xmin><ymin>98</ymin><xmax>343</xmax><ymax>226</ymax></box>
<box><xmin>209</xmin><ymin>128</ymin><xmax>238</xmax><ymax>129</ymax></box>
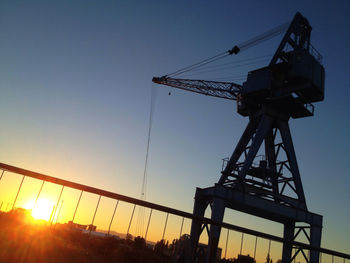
<box><xmin>0</xmin><ymin>0</ymin><xmax>349</xmax><ymax>257</ymax></box>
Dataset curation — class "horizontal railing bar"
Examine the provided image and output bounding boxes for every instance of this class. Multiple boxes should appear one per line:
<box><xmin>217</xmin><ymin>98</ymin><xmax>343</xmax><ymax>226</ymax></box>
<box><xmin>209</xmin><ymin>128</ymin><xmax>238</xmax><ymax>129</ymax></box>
<box><xmin>0</xmin><ymin>162</ymin><xmax>349</xmax><ymax>259</ymax></box>
<box><xmin>0</xmin><ymin>162</ymin><xmax>194</xmax><ymax>218</ymax></box>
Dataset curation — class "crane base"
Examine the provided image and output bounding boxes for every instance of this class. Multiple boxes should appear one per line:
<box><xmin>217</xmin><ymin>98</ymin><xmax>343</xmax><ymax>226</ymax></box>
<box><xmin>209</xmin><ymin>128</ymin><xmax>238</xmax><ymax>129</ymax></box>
<box><xmin>190</xmin><ymin>184</ymin><xmax>322</xmax><ymax>263</ymax></box>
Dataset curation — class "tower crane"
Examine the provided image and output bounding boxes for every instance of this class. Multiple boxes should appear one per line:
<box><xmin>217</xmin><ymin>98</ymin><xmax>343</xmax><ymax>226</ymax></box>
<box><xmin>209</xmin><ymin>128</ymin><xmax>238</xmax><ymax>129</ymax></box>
<box><xmin>152</xmin><ymin>12</ymin><xmax>324</xmax><ymax>263</ymax></box>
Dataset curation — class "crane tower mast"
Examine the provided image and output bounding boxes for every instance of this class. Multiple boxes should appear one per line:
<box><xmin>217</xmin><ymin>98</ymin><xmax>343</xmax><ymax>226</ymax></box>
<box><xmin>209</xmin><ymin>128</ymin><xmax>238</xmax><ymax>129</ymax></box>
<box><xmin>152</xmin><ymin>12</ymin><xmax>324</xmax><ymax>263</ymax></box>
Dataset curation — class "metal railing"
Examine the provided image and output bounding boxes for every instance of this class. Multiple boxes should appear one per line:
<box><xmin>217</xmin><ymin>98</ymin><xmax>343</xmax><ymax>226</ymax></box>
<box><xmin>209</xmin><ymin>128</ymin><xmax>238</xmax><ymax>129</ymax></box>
<box><xmin>309</xmin><ymin>44</ymin><xmax>323</xmax><ymax>64</ymax></box>
<box><xmin>0</xmin><ymin>162</ymin><xmax>348</xmax><ymax>263</ymax></box>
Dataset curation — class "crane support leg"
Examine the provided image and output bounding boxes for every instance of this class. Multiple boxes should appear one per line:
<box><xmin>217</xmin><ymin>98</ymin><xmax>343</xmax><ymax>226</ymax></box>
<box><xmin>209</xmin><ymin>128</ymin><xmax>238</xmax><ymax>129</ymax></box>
<box><xmin>282</xmin><ymin>221</ymin><xmax>295</xmax><ymax>263</ymax></box>
<box><xmin>278</xmin><ymin>121</ymin><xmax>306</xmax><ymax>206</ymax></box>
<box><xmin>310</xmin><ymin>225</ymin><xmax>322</xmax><ymax>263</ymax></box>
<box><xmin>190</xmin><ymin>189</ymin><xmax>209</xmax><ymax>261</ymax></box>
<box><xmin>207</xmin><ymin>197</ymin><xmax>225</xmax><ymax>263</ymax></box>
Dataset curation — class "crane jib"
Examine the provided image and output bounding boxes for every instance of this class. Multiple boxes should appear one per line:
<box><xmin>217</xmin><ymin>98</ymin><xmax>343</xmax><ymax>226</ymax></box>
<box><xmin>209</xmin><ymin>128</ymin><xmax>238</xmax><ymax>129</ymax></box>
<box><xmin>152</xmin><ymin>77</ymin><xmax>241</xmax><ymax>101</ymax></box>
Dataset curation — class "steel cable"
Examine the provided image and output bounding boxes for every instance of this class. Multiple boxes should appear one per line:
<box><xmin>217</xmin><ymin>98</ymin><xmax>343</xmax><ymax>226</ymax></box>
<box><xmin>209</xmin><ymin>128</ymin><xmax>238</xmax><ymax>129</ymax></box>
<box><xmin>178</xmin><ymin>58</ymin><xmax>269</xmax><ymax>77</ymax></box>
<box><xmin>164</xmin><ymin>21</ymin><xmax>288</xmax><ymax>79</ymax></box>
<box><xmin>136</xmin><ymin>84</ymin><xmax>157</xmax><ymax>237</ymax></box>
<box><xmin>167</xmin><ymin>51</ymin><xmax>229</xmax><ymax>78</ymax></box>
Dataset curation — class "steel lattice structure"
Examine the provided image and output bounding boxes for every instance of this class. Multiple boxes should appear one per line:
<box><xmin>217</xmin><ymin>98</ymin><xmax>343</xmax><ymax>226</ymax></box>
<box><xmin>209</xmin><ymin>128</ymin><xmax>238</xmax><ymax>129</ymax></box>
<box><xmin>153</xmin><ymin>12</ymin><xmax>325</xmax><ymax>263</ymax></box>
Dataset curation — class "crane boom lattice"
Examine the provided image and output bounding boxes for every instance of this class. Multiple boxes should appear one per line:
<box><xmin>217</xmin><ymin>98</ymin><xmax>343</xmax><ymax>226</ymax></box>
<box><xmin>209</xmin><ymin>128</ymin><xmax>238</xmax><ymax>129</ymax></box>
<box><xmin>152</xmin><ymin>77</ymin><xmax>241</xmax><ymax>100</ymax></box>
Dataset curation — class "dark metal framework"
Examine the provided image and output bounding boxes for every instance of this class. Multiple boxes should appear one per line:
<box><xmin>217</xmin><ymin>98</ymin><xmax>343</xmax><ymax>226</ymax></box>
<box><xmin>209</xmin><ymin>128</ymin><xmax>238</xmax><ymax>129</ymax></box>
<box><xmin>152</xmin><ymin>12</ymin><xmax>326</xmax><ymax>263</ymax></box>
<box><xmin>218</xmin><ymin>116</ymin><xmax>307</xmax><ymax>208</ymax></box>
<box><xmin>189</xmin><ymin>112</ymin><xmax>323</xmax><ymax>263</ymax></box>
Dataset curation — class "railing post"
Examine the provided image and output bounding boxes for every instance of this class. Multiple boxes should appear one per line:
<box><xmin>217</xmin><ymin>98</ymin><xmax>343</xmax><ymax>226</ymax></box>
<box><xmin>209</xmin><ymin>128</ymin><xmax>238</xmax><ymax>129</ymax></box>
<box><xmin>55</xmin><ymin>200</ymin><xmax>64</xmax><ymax>224</ymax></box>
<box><xmin>253</xmin><ymin>236</ymin><xmax>258</xmax><ymax>260</ymax></box>
<box><xmin>90</xmin><ymin>195</ymin><xmax>101</xmax><ymax>234</ymax></box>
<box><xmin>144</xmin><ymin>209</ymin><xmax>153</xmax><ymax>241</ymax></box>
<box><xmin>0</xmin><ymin>170</ymin><xmax>4</xmax><ymax>181</ymax></box>
<box><xmin>49</xmin><ymin>205</ymin><xmax>55</xmax><ymax>222</ymax></box>
<box><xmin>72</xmin><ymin>190</ymin><xmax>83</xmax><ymax>222</ymax></box>
<box><xmin>179</xmin><ymin>216</ymin><xmax>185</xmax><ymax>239</ymax></box>
<box><xmin>126</xmin><ymin>204</ymin><xmax>136</xmax><ymax>238</ymax></box>
<box><xmin>162</xmin><ymin>213</ymin><xmax>169</xmax><ymax>241</ymax></box>
<box><xmin>33</xmin><ymin>181</ymin><xmax>45</xmax><ymax>208</ymax></box>
<box><xmin>108</xmin><ymin>200</ymin><xmax>119</xmax><ymax>236</ymax></box>
<box><xmin>12</xmin><ymin>175</ymin><xmax>25</xmax><ymax>210</ymax></box>
<box><xmin>224</xmin><ymin>229</ymin><xmax>230</xmax><ymax>259</ymax></box>
<box><xmin>51</xmin><ymin>185</ymin><xmax>64</xmax><ymax>224</ymax></box>
<box><xmin>240</xmin><ymin>232</ymin><xmax>244</xmax><ymax>256</ymax></box>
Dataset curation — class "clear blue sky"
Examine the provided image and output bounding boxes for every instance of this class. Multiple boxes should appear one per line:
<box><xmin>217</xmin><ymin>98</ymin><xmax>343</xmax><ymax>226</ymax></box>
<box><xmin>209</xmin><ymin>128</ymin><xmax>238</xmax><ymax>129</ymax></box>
<box><xmin>0</xmin><ymin>0</ymin><xmax>349</xmax><ymax>254</ymax></box>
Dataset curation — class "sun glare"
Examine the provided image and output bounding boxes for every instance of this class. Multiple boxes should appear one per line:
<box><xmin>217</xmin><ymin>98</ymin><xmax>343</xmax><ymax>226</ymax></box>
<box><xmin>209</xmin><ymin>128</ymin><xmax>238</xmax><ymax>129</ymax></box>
<box><xmin>31</xmin><ymin>199</ymin><xmax>54</xmax><ymax>221</ymax></box>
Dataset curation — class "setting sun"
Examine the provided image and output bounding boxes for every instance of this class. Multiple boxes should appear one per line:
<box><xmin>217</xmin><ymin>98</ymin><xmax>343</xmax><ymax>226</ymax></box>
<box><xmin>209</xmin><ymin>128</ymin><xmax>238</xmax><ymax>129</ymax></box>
<box><xmin>31</xmin><ymin>199</ymin><xmax>54</xmax><ymax>221</ymax></box>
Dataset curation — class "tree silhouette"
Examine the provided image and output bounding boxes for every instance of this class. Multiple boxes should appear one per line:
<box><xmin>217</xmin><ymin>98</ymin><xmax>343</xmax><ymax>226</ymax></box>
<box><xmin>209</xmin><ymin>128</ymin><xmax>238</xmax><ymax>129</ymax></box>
<box><xmin>134</xmin><ymin>236</ymin><xmax>146</xmax><ymax>250</ymax></box>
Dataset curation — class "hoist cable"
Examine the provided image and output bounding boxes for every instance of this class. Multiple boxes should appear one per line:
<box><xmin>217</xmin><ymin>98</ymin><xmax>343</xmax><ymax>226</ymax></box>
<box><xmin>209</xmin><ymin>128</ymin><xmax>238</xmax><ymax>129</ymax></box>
<box><xmin>141</xmin><ymin>84</ymin><xmax>157</xmax><ymax>200</ymax></box>
<box><xmin>136</xmin><ymin>84</ymin><xmax>157</xmax><ymax>237</ymax></box>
